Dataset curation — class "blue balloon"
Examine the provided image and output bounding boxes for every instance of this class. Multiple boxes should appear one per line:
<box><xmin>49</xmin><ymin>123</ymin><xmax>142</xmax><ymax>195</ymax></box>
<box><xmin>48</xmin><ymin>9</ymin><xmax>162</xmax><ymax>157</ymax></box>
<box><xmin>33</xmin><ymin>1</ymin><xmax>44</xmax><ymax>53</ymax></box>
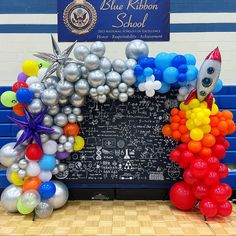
<box><xmin>171</xmin><ymin>55</ymin><xmax>187</xmax><ymax>68</ymax></box>
<box><xmin>155</xmin><ymin>53</ymin><xmax>172</xmax><ymax>71</ymax></box>
<box><xmin>172</xmin><ymin>82</ymin><xmax>181</xmax><ymax>89</ymax></box>
<box><xmin>38</xmin><ymin>182</ymin><xmax>56</xmax><ymax>200</ymax></box>
<box><xmin>38</xmin><ymin>154</ymin><xmax>56</xmax><ymax>171</ymax></box>
<box><xmin>143</xmin><ymin>67</ymin><xmax>153</xmax><ymax>77</ymax></box>
<box><xmin>213</xmin><ymin>79</ymin><xmax>223</xmax><ymax>93</ymax></box>
<box><xmin>178</xmin><ymin>81</ymin><xmax>187</xmax><ymax>87</ymax></box>
<box><xmin>148</xmin><ymin>57</ymin><xmax>156</xmax><ymax>68</ymax></box>
<box><xmin>153</xmin><ymin>68</ymin><xmax>163</xmax><ymax>81</ymax></box>
<box><xmin>158</xmin><ymin>82</ymin><xmax>171</xmax><ymax>94</ymax></box>
<box><xmin>16</xmin><ymin>88</ymin><xmax>33</xmax><ymax>105</ymax></box>
<box><xmin>134</xmin><ymin>75</ymin><xmax>146</xmax><ymax>87</ymax></box>
<box><xmin>163</xmin><ymin>67</ymin><xmax>179</xmax><ymax>84</ymax></box>
<box><xmin>178</xmin><ymin>73</ymin><xmax>187</xmax><ymax>82</ymax></box>
<box><xmin>187</xmin><ymin>65</ymin><xmax>198</xmax><ymax>76</ymax></box>
<box><xmin>178</xmin><ymin>64</ymin><xmax>188</xmax><ymax>73</ymax></box>
<box><xmin>138</xmin><ymin>56</ymin><xmax>150</xmax><ymax>68</ymax></box>
<box><xmin>169</xmin><ymin>53</ymin><xmax>178</xmax><ymax>61</ymax></box>
<box><xmin>134</xmin><ymin>65</ymin><xmax>143</xmax><ymax>76</ymax></box>
<box><xmin>184</xmin><ymin>54</ymin><xmax>196</xmax><ymax>65</ymax></box>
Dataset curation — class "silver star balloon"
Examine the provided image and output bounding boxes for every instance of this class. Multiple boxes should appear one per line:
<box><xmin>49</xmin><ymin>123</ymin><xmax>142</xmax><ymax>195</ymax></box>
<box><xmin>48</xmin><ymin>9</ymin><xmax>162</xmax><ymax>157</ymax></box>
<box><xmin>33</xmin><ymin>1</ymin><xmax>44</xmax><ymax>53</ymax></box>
<box><xmin>34</xmin><ymin>35</ymin><xmax>81</xmax><ymax>83</ymax></box>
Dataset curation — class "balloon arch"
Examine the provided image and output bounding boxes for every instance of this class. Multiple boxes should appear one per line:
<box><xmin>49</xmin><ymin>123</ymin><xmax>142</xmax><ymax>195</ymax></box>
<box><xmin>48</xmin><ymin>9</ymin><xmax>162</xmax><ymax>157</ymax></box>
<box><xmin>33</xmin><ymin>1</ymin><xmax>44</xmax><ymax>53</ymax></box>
<box><xmin>0</xmin><ymin>36</ymin><xmax>235</xmax><ymax>219</ymax></box>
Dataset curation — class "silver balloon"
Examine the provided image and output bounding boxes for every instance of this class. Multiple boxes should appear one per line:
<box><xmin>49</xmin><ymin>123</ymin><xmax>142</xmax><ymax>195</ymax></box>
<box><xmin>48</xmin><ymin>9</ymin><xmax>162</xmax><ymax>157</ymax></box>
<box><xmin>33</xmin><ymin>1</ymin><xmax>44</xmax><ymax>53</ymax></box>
<box><xmin>98</xmin><ymin>95</ymin><xmax>107</xmax><ymax>104</ymax></box>
<box><xmin>42</xmin><ymin>114</ymin><xmax>54</xmax><ymax>127</ymax></box>
<box><xmin>108</xmin><ymin>92</ymin><xmax>118</xmax><ymax>100</ymax></box>
<box><xmin>58</xmin><ymin>163</ymin><xmax>67</xmax><ymax>173</ymax></box>
<box><xmin>68</xmin><ymin>136</ymin><xmax>75</xmax><ymax>144</ymax></box>
<box><xmin>81</xmin><ymin>66</ymin><xmax>89</xmax><ymax>79</ymax></box>
<box><xmin>54</xmin><ymin>113</ymin><xmax>68</xmax><ymax>127</ymax></box>
<box><xmin>74</xmin><ymin>45</ymin><xmax>90</xmax><ymax>61</ymax></box>
<box><xmin>127</xmin><ymin>87</ymin><xmax>135</xmax><ymax>97</ymax></box>
<box><xmin>125</xmin><ymin>39</ymin><xmax>149</xmax><ymax>60</ymax></box>
<box><xmin>56</xmin><ymin>80</ymin><xmax>74</xmax><ymax>97</ymax></box>
<box><xmin>18</xmin><ymin>169</ymin><xmax>27</xmax><ymax>179</ymax></box>
<box><xmin>112</xmin><ymin>88</ymin><xmax>120</xmax><ymax>97</ymax></box>
<box><xmin>48</xmin><ymin>181</ymin><xmax>69</xmax><ymax>209</ymax></box>
<box><xmin>41</xmin><ymin>88</ymin><xmax>59</xmax><ymax>106</ymax></box>
<box><xmin>106</xmin><ymin>71</ymin><xmax>121</xmax><ymax>88</ymax></box>
<box><xmin>122</xmin><ymin>69</ymin><xmax>136</xmax><ymax>86</ymax></box>
<box><xmin>29</xmin><ymin>82</ymin><xmax>44</xmax><ymax>98</ymax></box>
<box><xmin>104</xmin><ymin>85</ymin><xmax>110</xmax><ymax>94</ymax></box>
<box><xmin>89</xmin><ymin>88</ymin><xmax>98</xmax><ymax>97</ymax></box>
<box><xmin>88</xmin><ymin>70</ymin><xmax>106</xmax><ymax>88</ymax></box>
<box><xmin>90</xmin><ymin>41</ymin><xmax>106</xmax><ymax>58</ymax></box>
<box><xmin>0</xmin><ymin>143</ymin><xmax>25</xmax><ymax>167</ymax></box>
<box><xmin>58</xmin><ymin>96</ymin><xmax>68</xmax><ymax>106</ymax></box>
<box><xmin>112</xmin><ymin>59</ymin><xmax>127</xmax><ymax>73</ymax></box>
<box><xmin>64</xmin><ymin>142</ymin><xmax>73</xmax><ymax>152</ymax></box>
<box><xmin>75</xmin><ymin>79</ymin><xmax>90</xmax><ymax>96</ymax></box>
<box><xmin>35</xmin><ymin>201</ymin><xmax>53</xmax><ymax>219</ymax></box>
<box><xmin>52</xmin><ymin>167</ymin><xmax>59</xmax><ymax>175</ymax></box>
<box><xmin>28</xmin><ymin>98</ymin><xmax>44</xmax><ymax>114</ymax></box>
<box><xmin>119</xmin><ymin>93</ymin><xmax>128</xmax><ymax>102</ymax></box>
<box><xmin>57</xmin><ymin>144</ymin><xmax>65</xmax><ymax>152</ymax></box>
<box><xmin>97</xmin><ymin>86</ymin><xmax>106</xmax><ymax>95</ymax></box>
<box><xmin>18</xmin><ymin>159</ymin><xmax>28</xmax><ymax>170</ymax></box>
<box><xmin>63</xmin><ymin>63</ymin><xmax>81</xmax><ymax>82</ymax></box>
<box><xmin>16</xmin><ymin>130</ymin><xmax>29</xmax><ymax>146</ymax></box>
<box><xmin>68</xmin><ymin>114</ymin><xmax>77</xmax><ymax>123</ymax></box>
<box><xmin>63</xmin><ymin>106</ymin><xmax>72</xmax><ymax>115</ymax></box>
<box><xmin>118</xmin><ymin>83</ymin><xmax>128</xmax><ymax>93</ymax></box>
<box><xmin>84</xmin><ymin>54</ymin><xmax>100</xmax><ymax>71</ymax></box>
<box><xmin>72</xmin><ymin>107</ymin><xmax>81</xmax><ymax>115</ymax></box>
<box><xmin>77</xmin><ymin>115</ymin><xmax>84</xmax><ymax>122</ymax></box>
<box><xmin>1</xmin><ymin>184</ymin><xmax>22</xmax><ymax>212</ymax></box>
<box><xmin>126</xmin><ymin>58</ymin><xmax>137</xmax><ymax>69</ymax></box>
<box><xmin>100</xmin><ymin>57</ymin><xmax>112</xmax><ymax>74</ymax></box>
<box><xmin>11</xmin><ymin>163</ymin><xmax>20</xmax><ymax>172</ymax></box>
<box><xmin>59</xmin><ymin>135</ymin><xmax>67</xmax><ymax>144</ymax></box>
<box><xmin>51</xmin><ymin>126</ymin><xmax>63</xmax><ymax>140</ymax></box>
<box><xmin>70</xmin><ymin>94</ymin><xmax>85</xmax><ymax>107</ymax></box>
<box><xmin>44</xmin><ymin>76</ymin><xmax>60</xmax><ymax>89</ymax></box>
<box><xmin>47</xmin><ymin>104</ymin><xmax>60</xmax><ymax>116</ymax></box>
<box><xmin>40</xmin><ymin>134</ymin><xmax>49</xmax><ymax>143</ymax></box>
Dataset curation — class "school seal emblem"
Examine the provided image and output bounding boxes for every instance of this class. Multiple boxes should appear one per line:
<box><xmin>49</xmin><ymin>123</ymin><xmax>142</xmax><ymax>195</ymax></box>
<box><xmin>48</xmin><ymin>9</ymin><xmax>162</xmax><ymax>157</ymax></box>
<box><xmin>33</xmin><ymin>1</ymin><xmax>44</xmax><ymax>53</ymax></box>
<box><xmin>63</xmin><ymin>0</ymin><xmax>97</xmax><ymax>35</ymax></box>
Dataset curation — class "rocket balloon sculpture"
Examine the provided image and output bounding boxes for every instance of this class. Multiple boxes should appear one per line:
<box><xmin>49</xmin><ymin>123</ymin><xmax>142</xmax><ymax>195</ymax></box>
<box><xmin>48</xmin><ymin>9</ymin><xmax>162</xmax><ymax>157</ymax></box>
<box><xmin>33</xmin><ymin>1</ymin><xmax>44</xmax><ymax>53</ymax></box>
<box><xmin>185</xmin><ymin>47</ymin><xmax>221</xmax><ymax>109</ymax></box>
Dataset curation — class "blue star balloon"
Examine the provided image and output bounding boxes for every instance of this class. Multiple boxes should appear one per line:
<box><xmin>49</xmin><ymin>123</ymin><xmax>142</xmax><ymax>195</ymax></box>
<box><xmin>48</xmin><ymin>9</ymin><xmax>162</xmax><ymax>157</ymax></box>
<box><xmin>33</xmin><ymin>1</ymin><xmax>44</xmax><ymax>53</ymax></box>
<box><xmin>8</xmin><ymin>108</ymin><xmax>56</xmax><ymax>149</ymax></box>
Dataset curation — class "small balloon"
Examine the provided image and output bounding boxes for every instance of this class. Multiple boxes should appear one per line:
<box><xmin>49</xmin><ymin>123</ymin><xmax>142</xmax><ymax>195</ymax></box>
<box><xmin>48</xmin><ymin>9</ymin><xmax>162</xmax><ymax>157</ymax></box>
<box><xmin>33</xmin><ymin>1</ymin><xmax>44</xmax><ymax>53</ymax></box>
<box><xmin>0</xmin><ymin>91</ymin><xmax>18</xmax><ymax>107</ymax></box>
<box><xmin>35</xmin><ymin>201</ymin><xmax>53</xmax><ymax>218</ymax></box>
<box><xmin>74</xmin><ymin>136</ymin><xmax>85</xmax><ymax>151</ymax></box>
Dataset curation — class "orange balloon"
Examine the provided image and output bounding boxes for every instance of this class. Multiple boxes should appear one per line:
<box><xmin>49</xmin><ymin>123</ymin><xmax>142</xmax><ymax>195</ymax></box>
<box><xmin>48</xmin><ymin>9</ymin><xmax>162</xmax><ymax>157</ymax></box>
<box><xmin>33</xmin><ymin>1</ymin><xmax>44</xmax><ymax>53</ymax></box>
<box><xmin>23</xmin><ymin>176</ymin><xmax>41</xmax><ymax>192</ymax></box>
<box><xmin>211</xmin><ymin>127</ymin><xmax>220</xmax><ymax>136</ymax></box>
<box><xmin>63</xmin><ymin>123</ymin><xmax>80</xmax><ymax>136</ymax></box>
<box><xmin>178</xmin><ymin>110</ymin><xmax>186</xmax><ymax>119</ymax></box>
<box><xmin>226</xmin><ymin>120</ymin><xmax>236</xmax><ymax>134</ymax></box>
<box><xmin>171</xmin><ymin>115</ymin><xmax>181</xmax><ymax>123</ymax></box>
<box><xmin>210</xmin><ymin>117</ymin><xmax>220</xmax><ymax>127</ymax></box>
<box><xmin>199</xmin><ymin>147</ymin><xmax>212</xmax><ymax>158</ymax></box>
<box><xmin>188</xmin><ymin>140</ymin><xmax>202</xmax><ymax>153</ymax></box>
<box><xmin>181</xmin><ymin>133</ymin><xmax>191</xmax><ymax>143</ymax></box>
<box><xmin>202</xmin><ymin>134</ymin><xmax>216</xmax><ymax>147</ymax></box>
<box><xmin>172</xmin><ymin>130</ymin><xmax>181</xmax><ymax>141</ymax></box>
<box><xmin>13</xmin><ymin>103</ymin><xmax>25</xmax><ymax>116</ymax></box>
<box><xmin>222</xmin><ymin>110</ymin><xmax>233</xmax><ymax>120</ymax></box>
<box><xmin>179</xmin><ymin>125</ymin><xmax>188</xmax><ymax>134</ymax></box>
<box><xmin>171</xmin><ymin>108</ymin><xmax>179</xmax><ymax>116</ymax></box>
<box><xmin>162</xmin><ymin>125</ymin><xmax>172</xmax><ymax>136</ymax></box>
<box><xmin>218</xmin><ymin>121</ymin><xmax>228</xmax><ymax>132</ymax></box>
<box><xmin>170</xmin><ymin>123</ymin><xmax>179</xmax><ymax>131</ymax></box>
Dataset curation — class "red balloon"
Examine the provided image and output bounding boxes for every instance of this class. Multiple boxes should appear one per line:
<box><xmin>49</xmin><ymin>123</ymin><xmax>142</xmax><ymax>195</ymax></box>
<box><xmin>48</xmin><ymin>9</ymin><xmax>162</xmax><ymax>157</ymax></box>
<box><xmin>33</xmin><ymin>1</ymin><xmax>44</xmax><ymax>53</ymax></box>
<box><xmin>199</xmin><ymin>198</ymin><xmax>218</xmax><ymax>217</ymax></box>
<box><xmin>221</xmin><ymin>183</ymin><xmax>232</xmax><ymax>199</ymax></box>
<box><xmin>209</xmin><ymin>184</ymin><xmax>228</xmax><ymax>203</ymax></box>
<box><xmin>25</xmin><ymin>144</ymin><xmax>43</xmax><ymax>161</ymax></box>
<box><xmin>218</xmin><ymin>164</ymin><xmax>229</xmax><ymax>179</ymax></box>
<box><xmin>179</xmin><ymin>161</ymin><xmax>189</xmax><ymax>169</ymax></box>
<box><xmin>217</xmin><ymin>201</ymin><xmax>233</xmax><ymax>217</ymax></box>
<box><xmin>205</xmin><ymin>156</ymin><xmax>220</xmax><ymax>171</ymax></box>
<box><xmin>190</xmin><ymin>159</ymin><xmax>208</xmax><ymax>178</ymax></box>
<box><xmin>223</xmin><ymin>140</ymin><xmax>230</xmax><ymax>149</ymax></box>
<box><xmin>12</xmin><ymin>81</ymin><xmax>28</xmax><ymax>92</ymax></box>
<box><xmin>203</xmin><ymin>171</ymin><xmax>219</xmax><ymax>186</ymax></box>
<box><xmin>170</xmin><ymin>149</ymin><xmax>181</xmax><ymax>162</ymax></box>
<box><xmin>182</xmin><ymin>151</ymin><xmax>195</xmax><ymax>164</ymax></box>
<box><xmin>212</xmin><ymin>144</ymin><xmax>226</xmax><ymax>159</ymax></box>
<box><xmin>170</xmin><ymin>181</ymin><xmax>197</xmax><ymax>211</ymax></box>
<box><xmin>192</xmin><ymin>182</ymin><xmax>209</xmax><ymax>199</ymax></box>
<box><xmin>183</xmin><ymin>169</ymin><xmax>199</xmax><ymax>185</ymax></box>
<box><xmin>178</xmin><ymin>143</ymin><xmax>188</xmax><ymax>151</ymax></box>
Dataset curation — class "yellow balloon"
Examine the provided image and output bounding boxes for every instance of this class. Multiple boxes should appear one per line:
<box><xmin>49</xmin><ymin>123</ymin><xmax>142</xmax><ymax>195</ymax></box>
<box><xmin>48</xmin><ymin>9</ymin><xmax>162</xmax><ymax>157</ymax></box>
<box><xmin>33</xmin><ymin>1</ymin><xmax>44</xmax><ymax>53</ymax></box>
<box><xmin>196</xmin><ymin>112</ymin><xmax>205</xmax><ymax>120</ymax></box>
<box><xmin>211</xmin><ymin>104</ymin><xmax>219</xmax><ymax>115</ymax></box>
<box><xmin>190</xmin><ymin>128</ymin><xmax>204</xmax><ymax>141</ymax></box>
<box><xmin>22</xmin><ymin>60</ymin><xmax>39</xmax><ymax>76</ymax></box>
<box><xmin>186</xmin><ymin>111</ymin><xmax>192</xmax><ymax>119</ymax></box>
<box><xmin>203</xmin><ymin>109</ymin><xmax>211</xmax><ymax>117</ymax></box>
<box><xmin>202</xmin><ymin>125</ymin><xmax>211</xmax><ymax>134</ymax></box>
<box><xmin>202</xmin><ymin>117</ymin><xmax>210</xmax><ymax>125</ymax></box>
<box><xmin>10</xmin><ymin>172</ymin><xmax>24</xmax><ymax>186</ymax></box>
<box><xmin>189</xmin><ymin>99</ymin><xmax>200</xmax><ymax>109</ymax></box>
<box><xmin>186</xmin><ymin>119</ymin><xmax>195</xmax><ymax>130</ymax></box>
<box><xmin>74</xmin><ymin>136</ymin><xmax>85</xmax><ymax>151</ymax></box>
<box><xmin>194</xmin><ymin>118</ymin><xmax>202</xmax><ymax>127</ymax></box>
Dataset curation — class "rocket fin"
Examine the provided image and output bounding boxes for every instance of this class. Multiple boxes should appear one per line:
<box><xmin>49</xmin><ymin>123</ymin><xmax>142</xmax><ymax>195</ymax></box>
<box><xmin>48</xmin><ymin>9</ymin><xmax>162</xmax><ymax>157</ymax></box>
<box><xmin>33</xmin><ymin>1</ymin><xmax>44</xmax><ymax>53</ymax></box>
<box><xmin>184</xmin><ymin>89</ymin><xmax>197</xmax><ymax>105</ymax></box>
<box><xmin>204</xmin><ymin>93</ymin><xmax>214</xmax><ymax>110</ymax></box>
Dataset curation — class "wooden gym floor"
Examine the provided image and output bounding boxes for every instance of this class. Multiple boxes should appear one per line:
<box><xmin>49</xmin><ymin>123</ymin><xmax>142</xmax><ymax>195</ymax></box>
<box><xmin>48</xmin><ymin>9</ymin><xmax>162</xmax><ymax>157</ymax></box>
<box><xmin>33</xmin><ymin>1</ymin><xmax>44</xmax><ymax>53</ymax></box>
<box><xmin>0</xmin><ymin>200</ymin><xmax>235</xmax><ymax>236</ymax></box>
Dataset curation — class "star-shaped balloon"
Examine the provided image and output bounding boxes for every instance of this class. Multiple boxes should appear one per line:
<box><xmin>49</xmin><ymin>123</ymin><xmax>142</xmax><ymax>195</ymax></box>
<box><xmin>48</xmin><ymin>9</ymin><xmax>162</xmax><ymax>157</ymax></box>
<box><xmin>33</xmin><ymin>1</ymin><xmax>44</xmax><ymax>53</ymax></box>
<box><xmin>8</xmin><ymin>108</ymin><xmax>56</xmax><ymax>149</ymax></box>
<box><xmin>34</xmin><ymin>35</ymin><xmax>79</xmax><ymax>83</ymax></box>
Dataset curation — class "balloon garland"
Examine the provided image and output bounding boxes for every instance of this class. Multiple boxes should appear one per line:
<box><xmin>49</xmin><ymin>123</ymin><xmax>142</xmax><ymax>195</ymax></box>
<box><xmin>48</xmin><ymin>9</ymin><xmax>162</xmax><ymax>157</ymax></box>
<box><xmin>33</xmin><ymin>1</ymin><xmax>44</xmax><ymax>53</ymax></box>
<box><xmin>0</xmin><ymin>36</ymin><xmax>235</xmax><ymax>219</ymax></box>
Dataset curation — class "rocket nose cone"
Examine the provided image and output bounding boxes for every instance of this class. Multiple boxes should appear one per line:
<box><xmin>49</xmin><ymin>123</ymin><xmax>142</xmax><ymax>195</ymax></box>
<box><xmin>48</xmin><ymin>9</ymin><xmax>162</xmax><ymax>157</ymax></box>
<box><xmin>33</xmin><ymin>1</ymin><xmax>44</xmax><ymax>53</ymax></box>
<box><xmin>205</xmin><ymin>47</ymin><xmax>221</xmax><ymax>62</ymax></box>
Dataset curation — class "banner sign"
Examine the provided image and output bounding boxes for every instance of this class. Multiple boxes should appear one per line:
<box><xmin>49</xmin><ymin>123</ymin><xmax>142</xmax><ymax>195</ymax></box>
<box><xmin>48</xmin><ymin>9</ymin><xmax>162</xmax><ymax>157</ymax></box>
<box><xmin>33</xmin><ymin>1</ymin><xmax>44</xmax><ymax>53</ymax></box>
<box><xmin>58</xmin><ymin>0</ymin><xmax>170</xmax><ymax>42</ymax></box>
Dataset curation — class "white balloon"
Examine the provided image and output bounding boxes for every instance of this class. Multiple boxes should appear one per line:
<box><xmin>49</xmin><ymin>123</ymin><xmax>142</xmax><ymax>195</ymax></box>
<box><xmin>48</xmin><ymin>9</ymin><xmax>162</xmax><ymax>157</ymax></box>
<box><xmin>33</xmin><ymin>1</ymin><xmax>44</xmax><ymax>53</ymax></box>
<box><xmin>26</xmin><ymin>161</ymin><xmax>40</xmax><ymax>176</ymax></box>
<box><xmin>153</xmin><ymin>81</ymin><xmax>162</xmax><ymax>90</ymax></box>
<box><xmin>38</xmin><ymin>68</ymin><xmax>48</xmax><ymax>80</ymax></box>
<box><xmin>138</xmin><ymin>83</ymin><xmax>146</xmax><ymax>92</ymax></box>
<box><xmin>177</xmin><ymin>94</ymin><xmax>185</xmax><ymax>101</ymax></box>
<box><xmin>145</xmin><ymin>81</ymin><xmax>153</xmax><ymax>90</ymax></box>
<box><xmin>179</xmin><ymin>87</ymin><xmax>189</xmax><ymax>96</ymax></box>
<box><xmin>43</xmin><ymin>140</ymin><xmax>58</xmax><ymax>155</ymax></box>
<box><xmin>26</xmin><ymin>76</ymin><xmax>40</xmax><ymax>85</ymax></box>
<box><xmin>38</xmin><ymin>171</ymin><xmax>52</xmax><ymax>182</ymax></box>
<box><xmin>146</xmin><ymin>75</ymin><xmax>155</xmax><ymax>82</ymax></box>
<box><xmin>146</xmin><ymin>89</ymin><xmax>155</xmax><ymax>97</ymax></box>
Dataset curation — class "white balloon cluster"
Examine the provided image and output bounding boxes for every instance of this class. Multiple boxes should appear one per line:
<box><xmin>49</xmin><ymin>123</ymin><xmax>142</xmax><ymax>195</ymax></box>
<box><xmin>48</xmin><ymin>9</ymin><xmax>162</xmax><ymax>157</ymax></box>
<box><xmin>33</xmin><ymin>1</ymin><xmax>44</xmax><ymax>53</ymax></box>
<box><xmin>177</xmin><ymin>80</ymin><xmax>197</xmax><ymax>102</ymax></box>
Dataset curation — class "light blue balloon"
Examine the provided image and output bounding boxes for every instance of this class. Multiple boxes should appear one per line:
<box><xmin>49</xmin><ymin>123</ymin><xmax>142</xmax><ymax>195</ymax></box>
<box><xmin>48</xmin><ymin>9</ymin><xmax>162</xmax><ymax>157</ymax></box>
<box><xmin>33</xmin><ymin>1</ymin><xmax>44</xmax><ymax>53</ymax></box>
<box><xmin>38</xmin><ymin>154</ymin><xmax>56</xmax><ymax>171</ymax></box>
<box><xmin>186</xmin><ymin>65</ymin><xmax>198</xmax><ymax>81</ymax></box>
<box><xmin>155</xmin><ymin>53</ymin><xmax>172</xmax><ymax>71</ymax></box>
<box><xmin>213</xmin><ymin>79</ymin><xmax>223</xmax><ymax>93</ymax></box>
<box><xmin>143</xmin><ymin>67</ymin><xmax>153</xmax><ymax>77</ymax></box>
<box><xmin>169</xmin><ymin>53</ymin><xmax>177</xmax><ymax>61</ymax></box>
<box><xmin>158</xmin><ymin>82</ymin><xmax>171</xmax><ymax>94</ymax></box>
<box><xmin>184</xmin><ymin>54</ymin><xmax>196</xmax><ymax>65</ymax></box>
<box><xmin>163</xmin><ymin>67</ymin><xmax>179</xmax><ymax>84</ymax></box>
